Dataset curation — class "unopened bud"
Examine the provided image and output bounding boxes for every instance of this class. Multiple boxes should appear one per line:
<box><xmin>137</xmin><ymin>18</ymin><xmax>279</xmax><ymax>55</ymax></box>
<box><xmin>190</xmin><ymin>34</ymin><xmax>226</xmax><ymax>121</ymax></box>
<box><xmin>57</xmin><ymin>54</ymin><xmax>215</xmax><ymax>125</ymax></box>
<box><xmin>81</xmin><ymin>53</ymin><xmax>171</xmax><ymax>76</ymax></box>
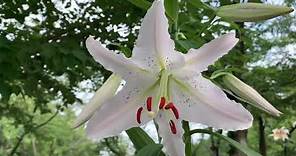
<box><xmin>73</xmin><ymin>74</ymin><xmax>122</xmax><ymax>128</ymax></box>
<box><xmin>217</xmin><ymin>3</ymin><xmax>294</xmax><ymax>22</ymax></box>
<box><xmin>222</xmin><ymin>73</ymin><xmax>282</xmax><ymax>116</ymax></box>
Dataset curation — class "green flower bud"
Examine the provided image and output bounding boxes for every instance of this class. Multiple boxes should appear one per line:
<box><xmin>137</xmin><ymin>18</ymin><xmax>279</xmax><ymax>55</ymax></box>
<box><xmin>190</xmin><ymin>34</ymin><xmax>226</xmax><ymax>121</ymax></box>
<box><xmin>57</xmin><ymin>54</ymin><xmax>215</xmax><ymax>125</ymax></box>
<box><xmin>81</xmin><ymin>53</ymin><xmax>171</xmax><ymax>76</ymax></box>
<box><xmin>217</xmin><ymin>3</ymin><xmax>294</xmax><ymax>22</ymax></box>
<box><xmin>73</xmin><ymin>74</ymin><xmax>122</xmax><ymax>128</ymax></box>
<box><xmin>222</xmin><ymin>73</ymin><xmax>282</xmax><ymax>116</ymax></box>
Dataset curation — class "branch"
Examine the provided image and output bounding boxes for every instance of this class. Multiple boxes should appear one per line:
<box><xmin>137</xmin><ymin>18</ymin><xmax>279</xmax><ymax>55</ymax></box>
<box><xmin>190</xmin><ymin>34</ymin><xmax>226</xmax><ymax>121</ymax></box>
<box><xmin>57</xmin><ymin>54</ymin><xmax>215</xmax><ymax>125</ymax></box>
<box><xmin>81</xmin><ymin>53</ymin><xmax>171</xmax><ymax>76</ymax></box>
<box><xmin>9</xmin><ymin>110</ymin><xmax>59</xmax><ymax>156</ymax></box>
<box><xmin>103</xmin><ymin>138</ymin><xmax>121</xmax><ymax>156</ymax></box>
<box><xmin>289</xmin><ymin>125</ymin><xmax>296</xmax><ymax>136</ymax></box>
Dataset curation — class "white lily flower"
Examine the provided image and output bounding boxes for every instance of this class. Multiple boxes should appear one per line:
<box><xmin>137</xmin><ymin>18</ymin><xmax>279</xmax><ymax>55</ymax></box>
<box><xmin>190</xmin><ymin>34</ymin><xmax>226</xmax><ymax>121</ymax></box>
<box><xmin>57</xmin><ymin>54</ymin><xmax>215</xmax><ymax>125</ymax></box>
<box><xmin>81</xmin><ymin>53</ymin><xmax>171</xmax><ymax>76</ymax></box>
<box><xmin>84</xmin><ymin>0</ymin><xmax>253</xmax><ymax>155</ymax></box>
<box><xmin>293</xmin><ymin>121</ymin><xmax>296</xmax><ymax>128</ymax></box>
<box><xmin>270</xmin><ymin>127</ymin><xmax>289</xmax><ymax>141</ymax></box>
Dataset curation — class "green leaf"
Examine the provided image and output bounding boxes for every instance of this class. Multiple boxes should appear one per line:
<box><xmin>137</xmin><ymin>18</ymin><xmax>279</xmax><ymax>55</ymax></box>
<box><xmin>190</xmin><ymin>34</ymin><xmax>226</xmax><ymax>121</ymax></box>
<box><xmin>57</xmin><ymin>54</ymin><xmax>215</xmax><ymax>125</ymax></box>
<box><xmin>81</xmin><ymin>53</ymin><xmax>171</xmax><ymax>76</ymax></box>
<box><xmin>188</xmin><ymin>129</ymin><xmax>261</xmax><ymax>156</ymax></box>
<box><xmin>109</xmin><ymin>43</ymin><xmax>132</xmax><ymax>58</ymax></box>
<box><xmin>217</xmin><ymin>3</ymin><xmax>294</xmax><ymax>22</ymax></box>
<box><xmin>136</xmin><ymin>144</ymin><xmax>163</xmax><ymax>156</ymax></box>
<box><xmin>188</xmin><ymin>0</ymin><xmax>215</xmax><ymax>11</ymax></box>
<box><xmin>126</xmin><ymin>127</ymin><xmax>165</xmax><ymax>156</ymax></box>
<box><xmin>127</xmin><ymin>0</ymin><xmax>151</xmax><ymax>10</ymax></box>
<box><xmin>126</xmin><ymin>127</ymin><xmax>155</xmax><ymax>150</ymax></box>
<box><xmin>164</xmin><ymin>0</ymin><xmax>179</xmax><ymax>21</ymax></box>
<box><xmin>175</xmin><ymin>40</ymin><xmax>199</xmax><ymax>52</ymax></box>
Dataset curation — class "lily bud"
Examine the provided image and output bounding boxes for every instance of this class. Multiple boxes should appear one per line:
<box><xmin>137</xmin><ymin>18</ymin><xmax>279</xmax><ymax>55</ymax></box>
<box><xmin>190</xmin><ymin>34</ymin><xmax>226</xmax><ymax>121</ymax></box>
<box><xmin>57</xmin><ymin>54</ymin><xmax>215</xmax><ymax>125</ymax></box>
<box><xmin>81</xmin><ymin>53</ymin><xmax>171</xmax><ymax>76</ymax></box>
<box><xmin>217</xmin><ymin>3</ymin><xmax>294</xmax><ymax>22</ymax></box>
<box><xmin>73</xmin><ymin>74</ymin><xmax>122</xmax><ymax>128</ymax></box>
<box><xmin>222</xmin><ymin>73</ymin><xmax>282</xmax><ymax>116</ymax></box>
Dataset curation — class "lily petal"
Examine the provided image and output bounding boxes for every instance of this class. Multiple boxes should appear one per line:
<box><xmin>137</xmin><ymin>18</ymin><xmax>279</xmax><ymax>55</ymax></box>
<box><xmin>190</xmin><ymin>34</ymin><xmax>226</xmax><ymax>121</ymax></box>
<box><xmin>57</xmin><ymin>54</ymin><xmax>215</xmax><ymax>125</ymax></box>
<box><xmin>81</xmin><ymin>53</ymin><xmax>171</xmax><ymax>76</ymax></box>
<box><xmin>73</xmin><ymin>74</ymin><xmax>122</xmax><ymax>128</ymax></box>
<box><xmin>86</xmin><ymin>81</ymin><xmax>157</xmax><ymax>139</ymax></box>
<box><xmin>172</xmin><ymin>71</ymin><xmax>253</xmax><ymax>130</ymax></box>
<box><xmin>86</xmin><ymin>37</ymin><xmax>154</xmax><ymax>81</ymax></box>
<box><xmin>156</xmin><ymin>115</ymin><xmax>185</xmax><ymax>156</ymax></box>
<box><xmin>132</xmin><ymin>0</ymin><xmax>184</xmax><ymax>71</ymax></box>
<box><xmin>184</xmin><ymin>32</ymin><xmax>239</xmax><ymax>72</ymax></box>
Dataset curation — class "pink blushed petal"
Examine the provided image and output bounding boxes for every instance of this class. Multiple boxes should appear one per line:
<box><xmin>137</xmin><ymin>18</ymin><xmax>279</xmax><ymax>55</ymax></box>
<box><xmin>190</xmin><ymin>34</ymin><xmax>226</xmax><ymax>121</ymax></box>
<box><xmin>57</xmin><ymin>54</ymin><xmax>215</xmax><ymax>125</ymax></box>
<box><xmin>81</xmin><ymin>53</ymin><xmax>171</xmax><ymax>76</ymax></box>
<box><xmin>86</xmin><ymin>36</ymin><xmax>155</xmax><ymax>82</ymax></box>
<box><xmin>172</xmin><ymin>71</ymin><xmax>253</xmax><ymax>131</ymax></box>
<box><xmin>86</xmin><ymin>82</ymin><xmax>152</xmax><ymax>139</ymax></box>
<box><xmin>184</xmin><ymin>32</ymin><xmax>239</xmax><ymax>72</ymax></box>
<box><xmin>156</xmin><ymin>114</ymin><xmax>185</xmax><ymax>156</ymax></box>
<box><xmin>131</xmin><ymin>0</ymin><xmax>184</xmax><ymax>71</ymax></box>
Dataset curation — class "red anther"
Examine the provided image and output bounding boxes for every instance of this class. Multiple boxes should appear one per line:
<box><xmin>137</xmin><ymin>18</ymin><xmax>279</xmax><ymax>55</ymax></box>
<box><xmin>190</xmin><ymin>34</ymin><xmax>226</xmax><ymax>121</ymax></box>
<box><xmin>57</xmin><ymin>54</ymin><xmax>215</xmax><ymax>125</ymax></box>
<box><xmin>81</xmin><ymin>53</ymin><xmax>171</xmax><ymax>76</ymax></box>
<box><xmin>165</xmin><ymin>103</ymin><xmax>179</xmax><ymax>119</ymax></box>
<box><xmin>169</xmin><ymin>120</ymin><xmax>177</xmax><ymax>134</ymax></box>
<box><xmin>136</xmin><ymin>107</ymin><xmax>143</xmax><ymax>124</ymax></box>
<box><xmin>146</xmin><ymin>97</ymin><xmax>152</xmax><ymax>111</ymax></box>
<box><xmin>158</xmin><ymin>97</ymin><xmax>166</xmax><ymax>109</ymax></box>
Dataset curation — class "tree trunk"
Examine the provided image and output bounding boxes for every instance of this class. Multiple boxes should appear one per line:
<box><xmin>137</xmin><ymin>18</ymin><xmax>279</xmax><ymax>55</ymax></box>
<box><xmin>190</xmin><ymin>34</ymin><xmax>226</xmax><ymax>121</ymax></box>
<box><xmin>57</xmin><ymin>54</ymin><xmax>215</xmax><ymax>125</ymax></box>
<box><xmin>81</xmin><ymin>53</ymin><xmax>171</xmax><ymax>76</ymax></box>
<box><xmin>259</xmin><ymin>116</ymin><xmax>267</xmax><ymax>156</ymax></box>
<box><xmin>228</xmin><ymin>130</ymin><xmax>248</xmax><ymax>156</ymax></box>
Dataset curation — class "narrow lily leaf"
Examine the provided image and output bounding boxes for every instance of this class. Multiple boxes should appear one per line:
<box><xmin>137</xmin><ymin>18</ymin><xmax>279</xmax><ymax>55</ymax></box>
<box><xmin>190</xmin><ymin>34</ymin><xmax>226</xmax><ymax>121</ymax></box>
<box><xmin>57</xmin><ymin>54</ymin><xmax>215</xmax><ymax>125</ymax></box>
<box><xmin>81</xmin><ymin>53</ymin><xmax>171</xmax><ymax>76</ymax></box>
<box><xmin>217</xmin><ymin>3</ymin><xmax>294</xmax><ymax>22</ymax></box>
<box><xmin>164</xmin><ymin>0</ymin><xmax>179</xmax><ymax>21</ymax></box>
<box><xmin>127</xmin><ymin>0</ymin><xmax>151</xmax><ymax>10</ymax></box>
<box><xmin>222</xmin><ymin>73</ymin><xmax>282</xmax><ymax>116</ymax></box>
<box><xmin>126</xmin><ymin>127</ymin><xmax>155</xmax><ymax>150</ymax></box>
<box><xmin>135</xmin><ymin>144</ymin><xmax>163</xmax><ymax>156</ymax></box>
<box><xmin>188</xmin><ymin>129</ymin><xmax>261</xmax><ymax>156</ymax></box>
<box><xmin>73</xmin><ymin>74</ymin><xmax>122</xmax><ymax>128</ymax></box>
<box><xmin>110</xmin><ymin>43</ymin><xmax>132</xmax><ymax>58</ymax></box>
<box><xmin>175</xmin><ymin>40</ymin><xmax>199</xmax><ymax>51</ymax></box>
<box><xmin>188</xmin><ymin>0</ymin><xmax>215</xmax><ymax>11</ymax></box>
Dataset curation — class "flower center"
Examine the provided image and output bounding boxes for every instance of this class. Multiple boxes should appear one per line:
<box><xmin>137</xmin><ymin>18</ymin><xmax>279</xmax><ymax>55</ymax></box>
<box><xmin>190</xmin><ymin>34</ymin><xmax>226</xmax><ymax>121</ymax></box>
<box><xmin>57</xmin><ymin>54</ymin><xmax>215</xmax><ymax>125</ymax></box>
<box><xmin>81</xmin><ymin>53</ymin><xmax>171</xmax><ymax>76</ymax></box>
<box><xmin>136</xmin><ymin>96</ymin><xmax>180</xmax><ymax>134</ymax></box>
<box><xmin>135</xmin><ymin>70</ymin><xmax>180</xmax><ymax>134</ymax></box>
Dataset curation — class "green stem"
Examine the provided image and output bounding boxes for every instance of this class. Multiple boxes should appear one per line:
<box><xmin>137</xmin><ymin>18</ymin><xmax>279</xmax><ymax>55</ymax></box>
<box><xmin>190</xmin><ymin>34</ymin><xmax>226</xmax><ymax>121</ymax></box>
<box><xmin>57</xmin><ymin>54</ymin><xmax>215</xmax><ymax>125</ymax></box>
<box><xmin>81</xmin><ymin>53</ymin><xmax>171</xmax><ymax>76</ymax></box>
<box><xmin>182</xmin><ymin>121</ymin><xmax>192</xmax><ymax>156</ymax></box>
<box><xmin>187</xmin><ymin>129</ymin><xmax>261</xmax><ymax>156</ymax></box>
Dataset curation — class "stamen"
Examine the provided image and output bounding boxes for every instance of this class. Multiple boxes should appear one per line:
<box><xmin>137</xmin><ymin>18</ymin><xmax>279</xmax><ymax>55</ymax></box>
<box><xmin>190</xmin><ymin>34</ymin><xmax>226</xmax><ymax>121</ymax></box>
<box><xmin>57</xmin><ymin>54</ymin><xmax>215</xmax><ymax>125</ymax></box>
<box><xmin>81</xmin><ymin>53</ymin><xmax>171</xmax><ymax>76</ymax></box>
<box><xmin>169</xmin><ymin>120</ymin><xmax>177</xmax><ymax>134</ymax></box>
<box><xmin>146</xmin><ymin>97</ymin><xmax>152</xmax><ymax>111</ymax></box>
<box><xmin>165</xmin><ymin>103</ymin><xmax>179</xmax><ymax>119</ymax></box>
<box><xmin>136</xmin><ymin>107</ymin><xmax>143</xmax><ymax>124</ymax></box>
<box><xmin>158</xmin><ymin>97</ymin><xmax>166</xmax><ymax>109</ymax></box>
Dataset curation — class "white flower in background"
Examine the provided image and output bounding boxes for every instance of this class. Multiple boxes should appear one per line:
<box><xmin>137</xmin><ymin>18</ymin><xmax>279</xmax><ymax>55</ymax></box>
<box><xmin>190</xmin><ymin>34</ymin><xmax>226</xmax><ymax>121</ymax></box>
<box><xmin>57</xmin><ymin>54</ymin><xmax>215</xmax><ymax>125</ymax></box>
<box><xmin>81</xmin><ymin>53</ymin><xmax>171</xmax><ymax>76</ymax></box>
<box><xmin>293</xmin><ymin>121</ymin><xmax>296</xmax><ymax>128</ymax></box>
<box><xmin>270</xmin><ymin>127</ymin><xmax>289</xmax><ymax>141</ymax></box>
<box><xmin>78</xmin><ymin>0</ymin><xmax>254</xmax><ymax>155</ymax></box>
